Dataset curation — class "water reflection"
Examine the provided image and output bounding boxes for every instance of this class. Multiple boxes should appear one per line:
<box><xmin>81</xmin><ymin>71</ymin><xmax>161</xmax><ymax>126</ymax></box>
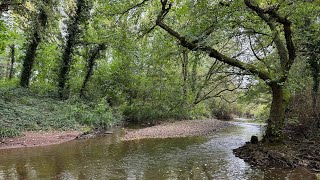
<box><xmin>0</xmin><ymin>123</ymin><xmax>317</xmax><ymax>179</ymax></box>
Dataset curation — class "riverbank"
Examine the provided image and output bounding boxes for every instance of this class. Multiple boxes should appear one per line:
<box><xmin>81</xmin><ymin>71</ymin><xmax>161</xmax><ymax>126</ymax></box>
<box><xmin>122</xmin><ymin>119</ymin><xmax>231</xmax><ymax>141</ymax></box>
<box><xmin>0</xmin><ymin>131</ymin><xmax>81</xmax><ymax>150</ymax></box>
<box><xmin>233</xmin><ymin>139</ymin><xmax>320</xmax><ymax>173</ymax></box>
<box><xmin>0</xmin><ymin>119</ymin><xmax>230</xmax><ymax>149</ymax></box>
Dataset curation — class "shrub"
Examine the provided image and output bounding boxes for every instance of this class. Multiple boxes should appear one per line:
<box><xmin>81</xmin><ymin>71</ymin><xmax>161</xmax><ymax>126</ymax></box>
<box><xmin>122</xmin><ymin>104</ymin><xmax>192</xmax><ymax>124</ymax></box>
<box><xmin>71</xmin><ymin>98</ymin><xmax>122</xmax><ymax>130</ymax></box>
<box><xmin>0</xmin><ymin>128</ymin><xmax>21</xmax><ymax>138</ymax></box>
<box><xmin>210</xmin><ymin>101</ymin><xmax>234</xmax><ymax>120</ymax></box>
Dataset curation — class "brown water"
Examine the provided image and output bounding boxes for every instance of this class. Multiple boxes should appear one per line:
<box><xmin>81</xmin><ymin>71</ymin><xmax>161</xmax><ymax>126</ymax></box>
<box><xmin>0</xmin><ymin>122</ymin><xmax>317</xmax><ymax>180</ymax></box>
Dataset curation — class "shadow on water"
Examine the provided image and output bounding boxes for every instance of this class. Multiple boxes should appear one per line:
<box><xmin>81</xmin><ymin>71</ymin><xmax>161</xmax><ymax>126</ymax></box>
<box><xmin>0</xmin><ymin>122</ymin><xmax>317</xmax><ymax>179</ymax></box>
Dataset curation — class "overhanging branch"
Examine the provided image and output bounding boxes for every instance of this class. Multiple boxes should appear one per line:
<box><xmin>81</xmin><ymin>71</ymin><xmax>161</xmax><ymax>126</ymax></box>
<box><xmin>155</xmin><ymin>0</ymin><xmax>271</xmax><ymax>82</ymax></box>
<box><xmin>109</xmin><ymin>0</ymin><xmax>150</xmax><ymax>16</ymax></box>
<box><xmin>244</xmin><ymin>0</ymin><xmax>295</xmax><ymax>72</ymax></box>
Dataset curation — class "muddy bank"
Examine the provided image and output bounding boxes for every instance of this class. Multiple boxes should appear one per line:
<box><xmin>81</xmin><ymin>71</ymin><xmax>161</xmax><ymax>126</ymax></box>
<box><xmin>233</xmin><ymin>140</ymin><xmax>320</xmax><ymax>173</ymax></box>
<box><xmin>0</xmin><ymin>131</ymin><xmax>81</xmax><ymax>150</ymax></box>
<box><xmin>123</xmin><ymin>119</ymin><xmax>231</xmax><ymax>141</ymax></box>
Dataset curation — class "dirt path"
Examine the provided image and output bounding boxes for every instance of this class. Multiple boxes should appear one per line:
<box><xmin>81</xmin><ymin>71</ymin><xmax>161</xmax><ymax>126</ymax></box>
<box><xmin>0</xmin><ymin>131</ymin><xmax>81</xmax><ymax>150</ymax></box>
<box><xmin>123</xmin><ymin>119</ymin><xmax>231</xmax><ymax>141</ymax></box>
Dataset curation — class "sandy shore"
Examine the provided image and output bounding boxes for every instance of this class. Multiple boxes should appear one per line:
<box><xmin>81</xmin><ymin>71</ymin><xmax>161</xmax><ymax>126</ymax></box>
<box><xmin>122</xmin><ymin>119</ymin><xmax>231</xmax><ymax>141</ymax></box>
<box><xmin>0</xmin><ymin>131</ymin><xmax>81</xmax><ymax>150</ymax></box>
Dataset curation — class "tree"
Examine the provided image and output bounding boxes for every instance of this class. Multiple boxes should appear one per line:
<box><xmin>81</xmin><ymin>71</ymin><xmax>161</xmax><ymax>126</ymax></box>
<box><xmin>155</xmin><ymin>0</ymin><xmax>298</xmax><ymax>142</ymax></box>
<box><xmin>19</xmin><ymin>1</ymin><xmax>49</xmax><ymax>87</ymax></box>
<box><xmin>8</xmin><ymin>44</ymin><xmax>15</xmax><ymax>79</ymax></box>
<box><xmin>80</xmin><ymin>43</ymin><xmax>106</xmax><ymax>97</ymax></box>
<box><xmin>58</xmin><ymin>0</ymin><xmax>87</xmax><ymax>99</ymax></box>
<box><xmin>301</xmin><ymin>18</ymin><xmax>320</xmax><ymax>126</ymax></box>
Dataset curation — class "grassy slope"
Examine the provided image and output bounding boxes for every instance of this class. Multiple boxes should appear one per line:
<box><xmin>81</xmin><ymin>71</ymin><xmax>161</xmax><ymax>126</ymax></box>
<box><xmin>0</xmin><ymin>85</ymin><xmax>120</xmax><ymax>137</ymax></box>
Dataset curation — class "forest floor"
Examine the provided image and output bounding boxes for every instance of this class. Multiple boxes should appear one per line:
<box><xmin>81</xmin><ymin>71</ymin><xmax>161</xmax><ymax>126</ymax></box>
<box><xmin>122</xmin><ymin>119</ymin><xmax>231</xmax><ymax>141</ymax></box>
<box><xmin>0</xmin><ymin>131</ymin><xmax>81</xmax><ymax>150</ymax></box>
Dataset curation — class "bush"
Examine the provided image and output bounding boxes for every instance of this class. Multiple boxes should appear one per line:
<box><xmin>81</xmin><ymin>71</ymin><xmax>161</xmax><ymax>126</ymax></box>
<box><xmin>285</xmin><ymin>89</ymin><xmax>320</xmax><ymax>139</ymax></box>
<box><xmin>253</xmin><ymin>104</ymin><xmax>269</xmax><ymax>122</ymax></box>
<box><xmin>71</xmin><ymin>98</ymin><xmax>122</xmax><ymax>130</ymax></box>
<box><xmin>210</xmin><ymin>101</ymin><xmax>234</xmax><ymax>120</ymax></box>
<box><xmin>122</xmin><ymin>104</ymin><xmax>191</xmax><ymax>124</ymax></box>
<box><xmin>0</xmin><ymin>128</ymin><xmax>21</xmax><ymax>138</ymax></box>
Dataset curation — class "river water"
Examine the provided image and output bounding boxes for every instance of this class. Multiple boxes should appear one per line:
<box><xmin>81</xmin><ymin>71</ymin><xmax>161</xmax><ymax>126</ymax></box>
<box><xmin>0</xmin><ymin>122</ymin><xmax>317</xmax><ymax>179</ymax></box>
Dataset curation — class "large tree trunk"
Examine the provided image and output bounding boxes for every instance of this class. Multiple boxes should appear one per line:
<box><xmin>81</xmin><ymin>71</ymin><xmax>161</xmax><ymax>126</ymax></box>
<box><xmin>312</xmin><ymin>74</ymin><xmax>320</xmax><ymax>128</ymax></box>
<box><xmin>58</xmin><ymin>39</ymin><xmax>74</xmax><ymax>99</ymax></box>
<box><xmin>181</xmin><ymin>50</ymin><xmax>188</xmax><ymax>101</ymax></box>
<box><xmin>309</xmin><ymin>59</ymin><xmax>320</xmax><ymax>127</ymax></box>
<box><xmin>264</xmin><ymin>83</ymin><xmax>290</xmax><ymax>142</ymax></box>
<box><xmin>58</xmin><ymin>0</ymin><xmax>84</xmax><ymax>99</ymax></box>
<box><xmin>191</xmin><ymin>55</ymin><xmax>198</xmax><ymax>93</ymax></box>
<box><xmin>20</xmin><ymin>33</ymin><xmax>41</xmax><ymax>87</ymax></box>
<box><xmin>20</xmin><ymin>8</ymin><xmax>47</xmax><ymax>88</ymax></box>
<box><xmin>8</xmin><ymin>44</ymin><xmax>15</xmax><ymax>79</ymax></box>
<box><xmin>79</xmin><ymin>44</ymin><xmax>105</xmax><ymax>98</ymax></box>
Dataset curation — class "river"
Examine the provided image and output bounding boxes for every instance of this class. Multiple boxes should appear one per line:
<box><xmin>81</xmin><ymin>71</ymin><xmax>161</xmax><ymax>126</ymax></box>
<box><xmin>0</xmin><ymin>122</ymin><xmax>317</xmax><ymax>179</ymax></box>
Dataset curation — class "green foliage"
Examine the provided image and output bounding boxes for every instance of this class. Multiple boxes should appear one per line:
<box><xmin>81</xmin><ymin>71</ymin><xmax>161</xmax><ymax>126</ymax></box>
<box><xmin>70</xmin><ymin>97</ymin><xmax>121</xmax><ymax>129</ymax></box>
<box><xmin>122</xmin><ymin>104</ymin><xmax>191</xmax><ymax>124</ymax></box>
<box><xmin>252</xmin><ymin>104</ymin><xmax>270</xmax><ymax>122</ymax></box>
<box><xmin>188</xmin><ymin>103</ymin><xmax>211</xmax><ymax>120</ymax></box>
<box><xmin>0</xmin><ymin>20</ymin><xmax>8</xmax><ymax>51</ymax></box>
<box><xmin>0</xmin><ymin>0</ymin><xmax>319</xmax><ymax>141</ymax></box>
<box><xmin>0</xmin><ymin>83</ymin><xmax>121</xmax><ymax>137</ymax></box>
<box><xmin>0</xmin><ymin>128</ymin><xmax>21</xmax><ymax>138</ymax></box>
<box><xmin>209</xmin><ymin>100</ymin><xmax>235</xmax><ymax>120</ymax></box>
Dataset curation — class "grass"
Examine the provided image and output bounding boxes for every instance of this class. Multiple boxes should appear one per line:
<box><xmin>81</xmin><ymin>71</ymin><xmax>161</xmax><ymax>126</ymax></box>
<box><xmin>0</xmin><ymin>83</ymin><xmax>121</xmax><ymax>137</ymax></box>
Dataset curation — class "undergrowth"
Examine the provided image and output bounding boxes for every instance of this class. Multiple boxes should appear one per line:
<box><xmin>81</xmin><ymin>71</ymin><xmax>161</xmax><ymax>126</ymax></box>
<box><xmin>0</xmin><ymin>83</ymin><xmax>121</xmax><ymax>137</ymax></box>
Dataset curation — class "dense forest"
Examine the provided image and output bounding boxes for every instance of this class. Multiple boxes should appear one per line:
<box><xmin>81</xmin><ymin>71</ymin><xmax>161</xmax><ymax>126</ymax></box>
<box><xmin>0</xmin><ymin>0</ymin><xmax>319</xmax><ymax>145</ymax></box>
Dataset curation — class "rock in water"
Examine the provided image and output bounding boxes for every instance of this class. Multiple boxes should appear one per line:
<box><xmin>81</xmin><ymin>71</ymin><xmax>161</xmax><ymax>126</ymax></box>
<box><xmin>251</xmin><ymin>135</ymin><xmax>258</xmax><ymax>144</ymax></box>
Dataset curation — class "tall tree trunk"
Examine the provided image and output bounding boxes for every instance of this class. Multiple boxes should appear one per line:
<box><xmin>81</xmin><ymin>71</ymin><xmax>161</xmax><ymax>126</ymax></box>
<box><xmin>58</xmin><ymin>38</ymin><xmax>74</xmax><ymax>99</ymax></box>
<box><xmin>8</xmin><ymin>44</ymin><xmax>15</xmax><ymax>79</ymax></box>
<box><xmin>58</xmin><ymin>0</ymin><xmax>84</xmax><ymax>99</ymax></box>
<box><xmin>309</xmin><ymin>59</ymin><xmax>320</xmax><ymax>127</ymax></box>
<box><xmin>191</xmin><ymin>55</ymin><xmax>198</xmax><ymax>93</ymax></box>
<box><xmin>20</xmin><ymin>33</ymin><xmax>41</xmax><ymax>87</ymax></box>
<box><xmin>312</xmin><ymin>72</ymin><xmax>320</xmax><ymax>128</ymax></box>
<box><xmin>20</xmin><ymin>8</ymin><xmax>47</xmax><ymax>87</ymax></box>
<box><xmin>309</xmin><ymin>59</ymin><xmax>319</xmax><ymax>108</ymax></box>
<box><xmin>181</xmin><ymin>50</ymin><xmax>188</xmax><ymax>101</ymax></box>
<box><xmin>264</xmin><ymin>83</ymin><xmax>290</xmax><ymax>142</ymax></box>
<box><xmin>80</xmin><ymin>44</ymin><xmax>105</xmax><ymax>98</ymax></box>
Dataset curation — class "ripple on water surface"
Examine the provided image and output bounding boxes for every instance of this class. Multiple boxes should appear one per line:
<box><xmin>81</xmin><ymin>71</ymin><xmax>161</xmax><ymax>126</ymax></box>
<box><xmin>0</xmin><ymin>123</ymin><xmax>317</xmax><ymax>179</ymax></box>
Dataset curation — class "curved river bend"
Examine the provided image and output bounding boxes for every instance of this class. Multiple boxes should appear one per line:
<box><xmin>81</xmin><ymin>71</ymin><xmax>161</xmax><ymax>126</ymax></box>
<box><xmin>0</xmin><ymin>122</ymin><xmax>317</xmax><ymax>179</ymax></box>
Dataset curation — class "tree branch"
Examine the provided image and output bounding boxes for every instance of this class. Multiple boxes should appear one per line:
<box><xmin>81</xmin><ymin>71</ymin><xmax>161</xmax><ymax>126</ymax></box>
<box><xmin>156</xmin><ymin>0</ymin><xmax>271</xmax><ymax>82</ymax></box>
<box><xmin>194</xmin><ymin>77</ymin><xmax>244</xmax><ymax>104</ymax></box>
<box><xmin>108</xmin><ymin>0</ymin><xmax>150</xmax><ymax>17</ymax></box>
<box><xmin>244</xmin><ymin>0</ymin><xmax>295</xmax><ymax>72</ymax></box>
